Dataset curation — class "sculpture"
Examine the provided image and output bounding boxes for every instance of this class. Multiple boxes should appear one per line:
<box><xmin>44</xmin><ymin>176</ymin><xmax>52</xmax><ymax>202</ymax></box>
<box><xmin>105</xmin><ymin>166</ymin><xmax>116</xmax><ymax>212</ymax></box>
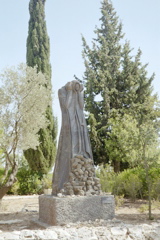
<box><xmin>52</xmin><ymin>80</ymin><xmax>101</xmax><ymax>195</ymax></box>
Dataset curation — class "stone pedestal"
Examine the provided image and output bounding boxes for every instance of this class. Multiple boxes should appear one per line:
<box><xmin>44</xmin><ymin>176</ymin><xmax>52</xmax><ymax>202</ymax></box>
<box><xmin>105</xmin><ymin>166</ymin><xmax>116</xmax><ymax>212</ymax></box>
<box><xmin>39</xmin><ymin>194</ymin><xmax>115</xmax><ymax>226</ymax></box>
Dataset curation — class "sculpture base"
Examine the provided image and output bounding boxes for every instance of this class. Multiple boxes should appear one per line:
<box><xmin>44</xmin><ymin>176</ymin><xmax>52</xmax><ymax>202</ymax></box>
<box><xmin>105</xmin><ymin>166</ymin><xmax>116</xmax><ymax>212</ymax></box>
<box><xmin>39</xmin><ymin>194</ymin><xmax>115</xmax><ymax>226</ymax></box>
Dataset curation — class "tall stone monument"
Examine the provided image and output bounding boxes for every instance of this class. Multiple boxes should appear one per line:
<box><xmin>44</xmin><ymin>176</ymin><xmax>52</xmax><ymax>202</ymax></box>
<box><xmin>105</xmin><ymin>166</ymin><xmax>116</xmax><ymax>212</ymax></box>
<box><xmin>39</xmin><ymin>80</ymin><xmax>115</xmax><ymax>226</ymax></box>
<box><xmin>52</xmin><ymin>80</ymin><xmax>101</xmax><ymax>196</ymax></box>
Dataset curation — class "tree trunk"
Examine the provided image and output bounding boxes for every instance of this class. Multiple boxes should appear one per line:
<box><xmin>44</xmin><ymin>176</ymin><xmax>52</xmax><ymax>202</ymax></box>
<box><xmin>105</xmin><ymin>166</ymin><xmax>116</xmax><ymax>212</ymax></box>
<box><xmin>143</xmin><ymin>143</ymin><xmax>153</xmax><ymax>220</ymax></box>
<box><xmin>113</xmin><ymin>160</ymin><xmax>120</xmax><ymax>173</ymax></box>
<box><xmin>4</xmin><ymin>159</ymin><xmax>9</xmax><ymax>177</ymax></box>
<box><xmin>148</xmin><ymin>186</ymin><xmax>152</xmax><ymax>219</ymax></box>
<box><xmin>0</xmin><ymin>163</ymin><xmax>18</xmax><ymax>200</ymax></box>
<box><xmin>148</xmin><ymin>180</ymin><xmax>153</xmax><ymax>220</ymax></box>
<box><xmin>0</xmin><ymin>186</ymin><xmax>12</xmax><ymax>199</ymax></box>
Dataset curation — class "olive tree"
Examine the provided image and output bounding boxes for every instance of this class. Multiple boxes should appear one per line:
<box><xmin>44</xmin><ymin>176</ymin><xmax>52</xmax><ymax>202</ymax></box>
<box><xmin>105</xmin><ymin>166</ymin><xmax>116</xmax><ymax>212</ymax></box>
<box><xmin>0</xmin><ymin>63</ymin><xmax>51</xmax><ymax>199</ymax></box>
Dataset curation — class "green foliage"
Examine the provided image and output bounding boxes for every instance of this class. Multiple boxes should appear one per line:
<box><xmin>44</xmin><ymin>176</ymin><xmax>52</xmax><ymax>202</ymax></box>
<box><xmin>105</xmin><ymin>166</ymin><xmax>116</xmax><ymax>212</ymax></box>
<box><xmin>0</xmin><ymin>128</ymin><xmax>3</xmax><ymax>157</ymax></box>
<box><xmin>7</xmin><ymin>181</ymin><xmax>19</xmax><ymax>195</ymax></box>
<box><xmin>97</xmin><ymin>165</ymin><xmax>144</xmax><ymax>200</ymax></box>
<box><xmin>0</xmin><ymin>64</ymin><xmax>51</xmax><ymax>152</ymax></box>
<box><xmin>148</xmin><ymin>168</ymin><xmax>160</xmax><ymax>200</ymax></box>
<box><xmin>137</xmin><ymin>120</ymin><xmax>160</xmax><ymax>219</ymax></box>
<box><xmin>139</xmin><ymin>200</ymin><xmax>160</xmax><ymax>213</ymax></box>
<box><xmin>97</xmin><ymin>164</ymin><xmax>160</xmax><ymax>201</ymax></box>
<box><xmin>115</xmin><ymin>195</ymin><xmax>124</xmax><ymax>209</ymax></box>
<box><xmin>105</xmin><ymin>114</ymin><xmax>139</xmax><ymax>167</ymax></box>
<box><xmin>8</xmin><ymin>156</ymin><xmax>52</xmax><ymax>195</ymax></box>
<box><xmin>0</xmin><ymin>168</ymin><xmax>4</xmax><ymax>185</ymax></box>
<box><xmin>112</xmin><ymin>169</ymin><xmax>142</xmax><ymax>199</ymax></box>
<box><xmin>112</xmin><ymin>168</ymin><xmax>147</xmax><ymax>200</ymax></box>
<box><xmin>16</xmin><ymin>168</ymin><xmax>42</xmax><ymax>195</ymax></box>
<box><xmin>9</xmin><ymin>167</ymin><xmax>52</xmax><ymax>195</ymax></box>
<box><xmin>81</xmin><ymin>0</ymin><xmax>160</xmax><ymax>170</ymax></box>
<box><xmin>27</xmin><ymin>0</ymin><xmax>51</xmax><ymax>79</ymax></box>
<box><xmin>0</xmin><ymin>64</ymin><xmax>51</xmax><ymax>198</ymax></box>
<box><xmin>41</xmin><ymin>173</ymin><xmax>52</xmax><ymax>189</ymax></box>
<box><xmin>96</xmin><ymin>164</ymin><xmax>116</xmax><ymax>193</ymax></box>
<box><xmin>124</xmin><ymin>174</ymin><xmax>142</xmax><ymax>201</ymax></box>
<box><xmin>97</xmin><ymin>165</ymin><xmax>143</xmax><ymax>200</ymax></box>
<box><xmin>25</xmin><ymin>0</ymin><xmax>57</xmax><ymax>175</ymax></box>
<box><xmin>24</xmin><ymin>107</ymin><xmax>57</xmax><ymax>174</ymax></box>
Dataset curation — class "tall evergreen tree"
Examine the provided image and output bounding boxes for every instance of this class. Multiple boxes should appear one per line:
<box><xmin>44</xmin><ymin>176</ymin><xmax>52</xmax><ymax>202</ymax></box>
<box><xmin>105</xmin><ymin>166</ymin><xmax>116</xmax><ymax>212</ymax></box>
<box><xmin>24</xmin><ymin>0</ymin><xmax>57</xmax><ymax>175</ymax></box>
<box><xmin>82</xmin><ymin>0</ymin><xmax>159</xmax><ymax>171</ymax></box>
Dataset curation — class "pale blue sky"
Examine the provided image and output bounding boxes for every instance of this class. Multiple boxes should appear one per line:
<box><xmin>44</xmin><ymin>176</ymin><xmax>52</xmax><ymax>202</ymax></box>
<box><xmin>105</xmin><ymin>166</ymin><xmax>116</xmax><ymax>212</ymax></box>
<box><xmin>0</xmin><ymin>0</ymin><xmax>160</xmax><ymax>133</ymax></box>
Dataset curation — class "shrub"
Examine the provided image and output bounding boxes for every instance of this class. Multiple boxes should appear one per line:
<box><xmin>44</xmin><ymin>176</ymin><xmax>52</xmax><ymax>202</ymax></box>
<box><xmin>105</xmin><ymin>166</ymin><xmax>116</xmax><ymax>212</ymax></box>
<box><xmin>8</xmin><ymin>167</ymin><xmax>53</xmax><ymax>195</ymax></box>
<box><xmin>96</xmin><ymin>165</ymin><xmax>143</xmax><ymax>199</ymax></box>
<box><xmin>124</xmin><ymin>174</ymin><xmax>142</xmax><ymax>201</ymax></box>
<box><xmin>8</xmin><ymin>181</ymin><xmax>19</xmax><ymax>195</ymax></box>
<box><xmin>137</xmin><ymin>166</ymin><xmax>160</xmax><ymax>199</ymax></box>
<box><xmin>41</xmin><ymin>174</ymin><xmax>52</xmax><ymax>190</ymax></box>
<box><xmin>148</xmin><ymin>167</ymin><xmax>160</xmax><ymax>200</ymax></box>
<box><xmin>112</xmin><ymin>168</ymin><xmax>143</xmax><ymax>201</ymax></box>
<box><xmin>16</xmin><ymin>167</ymin><xmax>42</xmax><ymax>195</ymax></box>
<box><xmin>115</xmin><ymin>195</ymin><xmax>124</xmax><ymax>209</ymax></box>
<box><xmin>96</xmin><ymin>164</ymin><xmax>116</xmax><ymax>193</ymax></box>
<box><xmin>152</xmin><ymin>180</ymin><xmax>160</xmax><ymax>200</ymax></box>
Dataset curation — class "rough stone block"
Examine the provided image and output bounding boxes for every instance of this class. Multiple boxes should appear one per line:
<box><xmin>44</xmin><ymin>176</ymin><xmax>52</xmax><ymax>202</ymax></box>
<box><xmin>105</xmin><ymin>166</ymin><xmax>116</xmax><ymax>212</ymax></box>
<box><xmin>39</xmin><ymin>194</ymin><xmax>115</xmax><ymax>226</ymax></box>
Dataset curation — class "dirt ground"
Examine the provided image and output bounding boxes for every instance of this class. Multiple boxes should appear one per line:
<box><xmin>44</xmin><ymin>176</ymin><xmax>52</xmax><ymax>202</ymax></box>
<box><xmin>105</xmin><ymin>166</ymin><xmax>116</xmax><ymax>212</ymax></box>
<box><xmin>0</xmin><ymin>195</ymin><xmax>160</xmax><ymax>232</ymax></box>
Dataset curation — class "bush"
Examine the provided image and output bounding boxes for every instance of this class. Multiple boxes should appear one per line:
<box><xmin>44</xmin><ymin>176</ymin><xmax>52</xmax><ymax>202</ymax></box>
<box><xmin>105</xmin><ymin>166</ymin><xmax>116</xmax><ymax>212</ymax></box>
<box><xmin>134</xmin><ymin>166</ymin><xmax>160</xmax><ymax>199</ymax></box>
<box><xmin>113</xmin><ymin>168</ymin><xmax>143</xmax><ymax>200</ymax></box>
<box><xmin>115</xmin><ymin>195</ymin><xmax>124</xmax><ymax>209</ymax></box>
<box><xmin>96</xmin><ymin>165</ymin><xmax>143</xmax><ymax>200</ymax></box>
<box><xmin>113</xmin><ymin>169</ymin><xmax>143</xmax><ymax>201</ymax></box>
<box><xmin>16</xmin><ymin>167</ymin><xmax>42</xmax><ymax>195</ymax></box>
<box><xmin>124</xmin><ymin>174</ymin><xmax>142</xmax><ymax>201</ymax></box>
<box><xmin>8</xmin><ymin>181</ymin><xmax>19</xmax><ymax>195</ymax></box>
<box><xmin>152</xmin><ymin>180</ymin><xmax>160</xmax><ymax>200</ymax></box>
<box><xmin>112</xmin><ymin>166</ymin><xmax>160</xmax><ymax>201</ymax></box>
<box><xmin>96</xmin><ymin>164</ymin><xmax>116</xmax><ymax>193</ymax></box>
<box><xmin>8</xmin><ymin>162</ymin><xmax>160</xmax><ymax>199</ymax></box>
<box><xmin>41</xmin><ymin>174</ymin><xmax>52</xmax><ymax>190</ymax></box>
<box><xmin>8</xmin><ymin>167</ymin><xmax>53</xmax><ymax>195</ymax></box>
<box><xmin>148</xmin><ymin>167</ymin><xmax>160</xmax><ymax>200</ymax></box>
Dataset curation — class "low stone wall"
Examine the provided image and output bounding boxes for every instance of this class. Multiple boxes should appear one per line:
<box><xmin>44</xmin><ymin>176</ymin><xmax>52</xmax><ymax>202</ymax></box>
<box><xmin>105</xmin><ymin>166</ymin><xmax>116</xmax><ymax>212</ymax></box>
<box><xmin>1</xmin><ymin>220</ymin><xmax>160</xmax><ymax>240</ymax></box>
<box><xmin>39</xmin><ymin>194</ymin><xmax>115</xmax><ymax>225</ymax></box>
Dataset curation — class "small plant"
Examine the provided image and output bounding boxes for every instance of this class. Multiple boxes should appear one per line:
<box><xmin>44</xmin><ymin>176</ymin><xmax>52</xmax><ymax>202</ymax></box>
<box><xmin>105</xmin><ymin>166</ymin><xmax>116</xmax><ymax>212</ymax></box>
<box><xmin>8</xmin><ymin>181</ymin><xmax>19</xmax><ymax>195</ymax></box>
<box><xmin>113</xmin><ymin>168</ymin><xmax>143</xmax><ymax>201</ymax></box>
<box><xmin>115</xmin><ymin>195</ymin><xmax>124</xmax><ymax>209</ymax></box>
<box><xmin>124</xmin><ymin>174</ymin><xmax>142</xmax><ymax>201</ymax></box>
<box><xmin>16</xmin><ymin>167</ymin><xmax>42</xmax><ymax>195</ymax></box>
<box><xmin>8</xmin><ymin>167</ymin><xmax>53</xmax><ymax>195</ymax></box>
<box><xmin>96</xmin><ymin>164</ymin><xmax>116</xmax><ymax>193</ymax></box>
<box><xmin>139</xmin><ymin>204</ymin><xmax>148</xmax><ymax>213</ymax></box>
<box><xmin>151</xmin><ymin>199</ymin><xmax>160</xmax><ymax>210</ymax></box>
<box><xmin>41</xmin><ymin>174</ymin><xmax>52</xmax><ymax>190</ymax></box>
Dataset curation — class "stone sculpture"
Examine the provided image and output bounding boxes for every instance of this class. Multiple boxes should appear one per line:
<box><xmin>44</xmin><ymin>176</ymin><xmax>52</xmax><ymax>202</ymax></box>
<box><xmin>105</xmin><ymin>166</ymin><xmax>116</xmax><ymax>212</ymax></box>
<box><xmin>52</xmin><ymin>80</ymin><xmax>101</xmax><ymax>195</ymax></box>
<box><xmin>39</xmin><ymin>81</ymin><xmax>114</xmax><ymax>226</ymax></box>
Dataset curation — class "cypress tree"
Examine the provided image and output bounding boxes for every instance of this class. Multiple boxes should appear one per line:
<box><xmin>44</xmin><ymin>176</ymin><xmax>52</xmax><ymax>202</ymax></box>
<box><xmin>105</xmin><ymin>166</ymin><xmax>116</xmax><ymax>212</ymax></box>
<box><xmin>82</xmin><ymin>0</ymin><xmax>158</xmax><ymax>171</ymax></box>
<box><xmin>24</xmin><ymin>0</ymin><xmax>57</xmax><ymax>175</ymax></box>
